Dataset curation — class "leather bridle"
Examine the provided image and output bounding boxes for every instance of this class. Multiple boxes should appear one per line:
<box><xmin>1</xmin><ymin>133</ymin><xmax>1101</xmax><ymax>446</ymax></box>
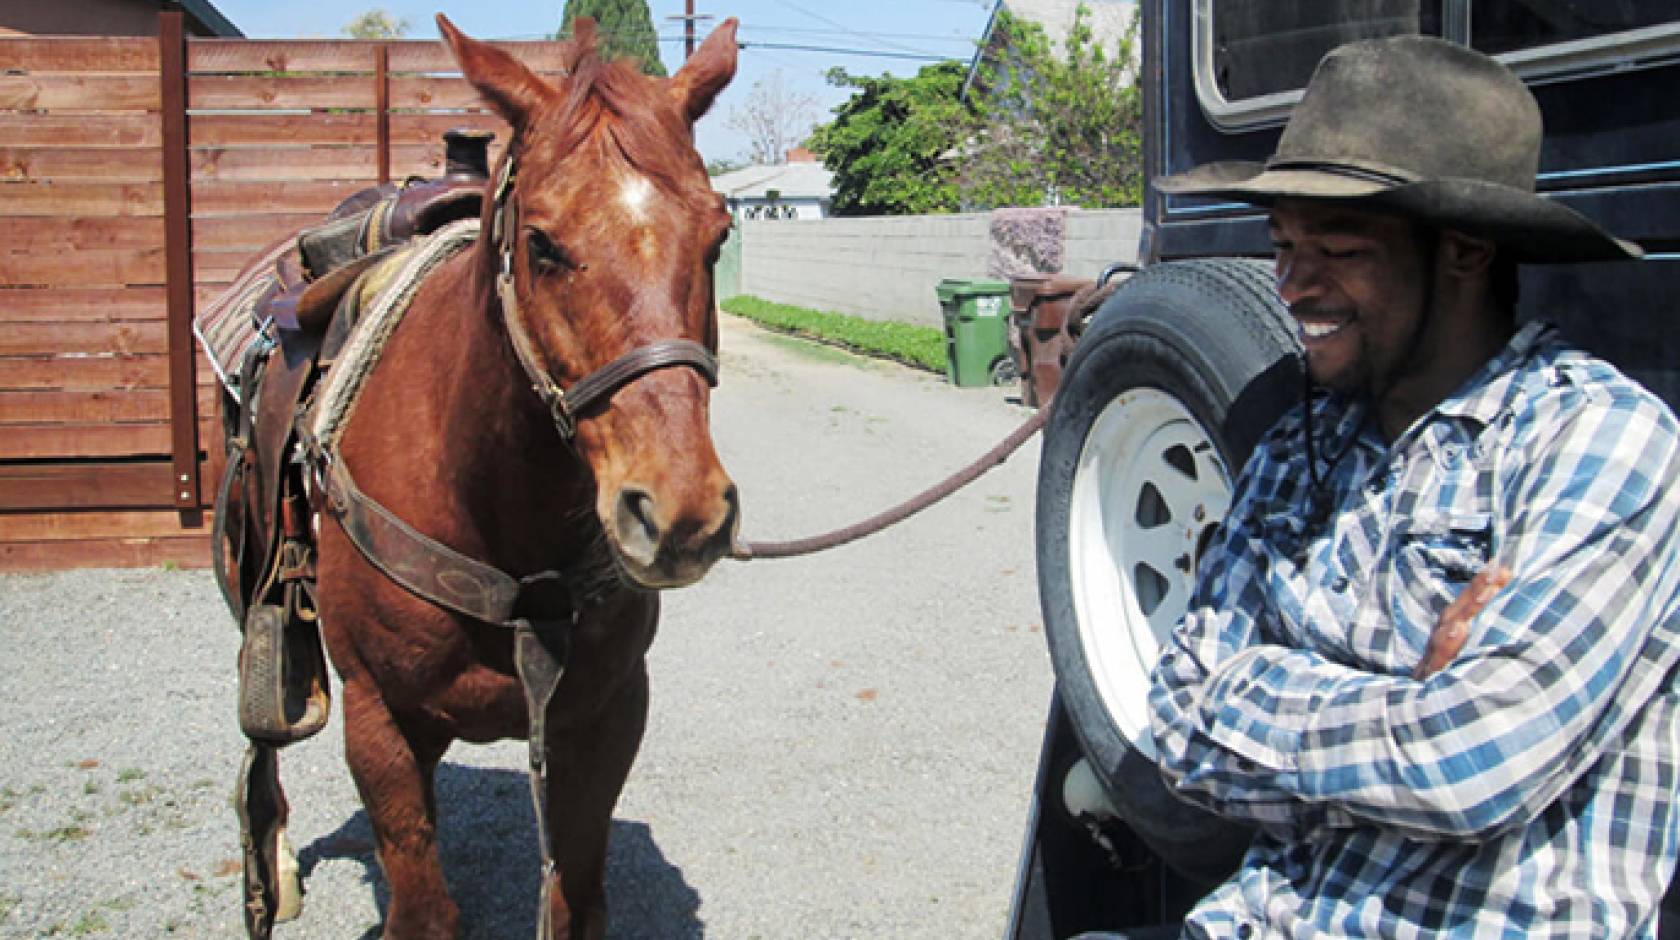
<box><xmin>489</xmin><ymin>155</ymin><xmax>719</xmax><ymax>440</ymax></box>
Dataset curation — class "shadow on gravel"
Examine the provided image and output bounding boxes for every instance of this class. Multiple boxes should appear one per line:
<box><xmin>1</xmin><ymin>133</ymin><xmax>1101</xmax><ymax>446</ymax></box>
<box><xmin>295</xmin><ymin>761</ymin><xmax>704</xmax><ymax>938</ymax></box>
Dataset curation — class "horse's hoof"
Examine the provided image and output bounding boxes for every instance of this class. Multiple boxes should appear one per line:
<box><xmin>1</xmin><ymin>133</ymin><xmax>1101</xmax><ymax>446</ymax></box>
<box><xmin>274</xmin><ymin>829</ymin><xmax>304</xmax><ymax>923</ymax></box>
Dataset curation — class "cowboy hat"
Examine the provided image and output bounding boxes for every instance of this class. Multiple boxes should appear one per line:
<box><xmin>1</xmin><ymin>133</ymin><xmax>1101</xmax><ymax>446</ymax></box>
<box><xmin>1156</xmin><ymin>34</ymin><xmax>1642</xmax><ymax>262</ymax></box>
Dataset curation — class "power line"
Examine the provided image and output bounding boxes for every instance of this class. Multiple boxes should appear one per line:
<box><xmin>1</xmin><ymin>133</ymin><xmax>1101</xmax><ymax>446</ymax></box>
<box><xmin>736</xmin><ymin>24</ymin><xmax>975</xmax><ymax>45</ymax></box>
<box><xmin>734</xmin><ymin>41</ymin><xmax>951</xmax><ymax>62</ymax></box>
<box><xmin>769</xmin><ymin>0</ymin><xmax>939</xmax><ymax>56</ymax></box>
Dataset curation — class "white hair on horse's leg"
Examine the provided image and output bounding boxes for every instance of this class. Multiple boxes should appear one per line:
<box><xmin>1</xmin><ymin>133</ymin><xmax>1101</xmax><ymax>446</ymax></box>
<box><xmin>274</xmin><ymin>827</ymin><xmax>304</xmax><ymax>923</ymax></box>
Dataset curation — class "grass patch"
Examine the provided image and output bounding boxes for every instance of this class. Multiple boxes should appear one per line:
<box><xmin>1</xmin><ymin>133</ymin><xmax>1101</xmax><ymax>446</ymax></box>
<box><xmin>722</xmin><ymin>295</ymin><xmax>946</xmax><ymax>374</ymax></box>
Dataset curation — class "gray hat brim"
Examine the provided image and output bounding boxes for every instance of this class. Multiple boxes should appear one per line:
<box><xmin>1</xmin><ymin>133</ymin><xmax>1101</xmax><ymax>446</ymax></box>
<box><xmin>1156</xmin><ymin>161</ymin><xmax>1643</xmax><ymax>263</ymax></box>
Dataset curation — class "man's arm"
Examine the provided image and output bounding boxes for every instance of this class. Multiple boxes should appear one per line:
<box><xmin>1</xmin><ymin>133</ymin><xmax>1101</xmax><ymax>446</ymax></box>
<box><xmin>1150</xmin><ymin>394</ymin><xmax>1680</xmax><ymax>840</ymax></box>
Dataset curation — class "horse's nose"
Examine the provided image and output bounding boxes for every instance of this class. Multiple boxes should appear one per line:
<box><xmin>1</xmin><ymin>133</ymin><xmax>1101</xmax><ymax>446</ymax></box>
<box><xmin>612</xmin><ymin>483</ymin><xmax>739</xmax><ymax>572</ymax></box>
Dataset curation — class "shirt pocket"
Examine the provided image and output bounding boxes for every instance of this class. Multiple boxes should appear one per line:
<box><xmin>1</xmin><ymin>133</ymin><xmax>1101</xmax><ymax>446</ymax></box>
<box><xmin>1389</xmin><ymin>510</ymin><xmax>1494</xmax><ymax>639</ymax></box>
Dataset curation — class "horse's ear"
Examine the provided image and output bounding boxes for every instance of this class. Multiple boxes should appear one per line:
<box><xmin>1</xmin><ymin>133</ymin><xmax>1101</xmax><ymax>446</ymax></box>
<box><xmin>670</xmin><ymin>18</ymin><xmax>738</xmax><ymax>123</ymax></box>
<box><xmin>563</xmin><ymin>17</ymin><xmax>598</xmax><ymax>72</ymax></box>
<box><xmin>437</xmin><ymin>14</ymin><xmax>550</xmax><ymax>127</ymax></box>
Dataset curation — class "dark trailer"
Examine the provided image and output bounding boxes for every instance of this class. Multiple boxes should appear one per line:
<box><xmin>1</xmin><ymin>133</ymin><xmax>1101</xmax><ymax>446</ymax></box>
<box><xmin>1014</xmin><ymin>2</ymin><xmax>1680</xmax><ymax>938</ymax></box>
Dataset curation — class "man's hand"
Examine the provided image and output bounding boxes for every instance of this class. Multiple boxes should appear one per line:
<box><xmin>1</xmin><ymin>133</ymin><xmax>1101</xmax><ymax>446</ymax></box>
<box><xmin>1413</xmin><ymin>565</ymin><xmax>1512</xmax><ymax>680</ymax></box>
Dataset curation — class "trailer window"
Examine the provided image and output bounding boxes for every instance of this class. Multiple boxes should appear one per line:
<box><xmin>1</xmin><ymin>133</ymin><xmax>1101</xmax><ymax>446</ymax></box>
<box><xmin>1209</xmin><ymin>1</ymin><xmax>1442</xmax><ymax>100</ymax></box>
<box><xmin>1196</xmin><ymin>0</ymin><xmax>1443</xmax><ymax>127</ymax></box>
<box><xmin>1472</xmin><ymin>2</ymin><xmax>1676</xmax><ymax>55</ymax></box>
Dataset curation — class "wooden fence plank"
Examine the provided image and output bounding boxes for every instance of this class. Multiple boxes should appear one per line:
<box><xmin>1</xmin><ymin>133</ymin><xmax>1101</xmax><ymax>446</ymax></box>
<box><xmin>0</xmin><ymin>113</ymin><xmax>160</xmax><ymax>148</ymax></box>
<box><xmin>0</xmin><ymin>287</ymin><xmax>165</xmax><ymax>321</ymax></box>
<box><xmin>186</xmin><ymin>38</ymin><xmax>569</xmax><ymax>74</ymax></box>
<box><xmin>388</xmin><ymin>113</ymin><xmax>508</xmax><ymax>146</ymax></box>
<box><xmin>1</xmin><ymin>354</ymin><xmax>169</xmax><ymax>390</ymax></box>
<box><xmin>192</xmin><ymin>213</ymin><xmax>319</xmax><ymax>249</ymax></box>
<box><xmin>0</xmin><ymin>536</ymin><xmax>211</xmax><ymax>573</ymax></box>
<box><xmin>0</xmin><ymin>147</ymin><xmax>164</xmax><ymax>182</ymax></box>
<box><xmin>0</xmin><ymin>386</ymin><xmax>218</xmax><ymax>425</ymax></box>
<box><xmin>1</xmin><ymin>508</ymin><xmax>210</xmax><ymax>540</ymax></box>
<box><xmin>0</xmin><ymin>37</ymin><xmax>157</xmax><ymax>72</ymax></box>
<box><xmin>189</xmin><ymin>112</ymin><xmax>504</xmax><ymax>147</ymax></box>
<box><xmin>187</xmin><ymin>74</ymin><xmax>377</xmax><ymax>110</ymax></box>
<box><xmin>0</xmin><ymin>350</ymin><xmax>220</xmax><ymax>389</ymax></box>
<box><xmin>1</xmin><ymin>461</ymin><xmax>192</xmax><ymax>509</ymax></box>
<box><xmin>0</xmin><ymin>216</ymin><xmax>162</xmax><ymax>250</ymax></box>
<box><xmin>0</xmin><ymin>180</ymin><xmax>163</xmax><ymax>216</ymax></box>
<box><xmin>0</xmin><ymin>74</ymin><xmax>159</xmax><ymax>111</ymax></box>
<box><xmin>0</xmin><ymin>247</ymin><xmax>166</xmax><ymax>289</ymax></box>
<box><xmin>190</xmin><ymin>179</ymin><xmax>378</xmax><ymax>216</ymax></box>
<box><xmin>388</xmin><ymin>75</ymin><xmax>490</xmax><ymax>111</ymax></box>
<box><xmin>0</xmin><ymin>417</ymin><xmax>218</xmax><ymax>459</ymax></box>
<box><xmin>0</xmin><ymin>320</ymin><xmax>168</xmax><ymax>356</ymax></box>
<box><xmin>0</xmin><ymin>452</ymin><xmax>221</xmax><ymax>511</ymax></box>
<box><xmin>193</xmin><ymin>145</ymin><xmax>391</xmax><ymax>182</ymax></box>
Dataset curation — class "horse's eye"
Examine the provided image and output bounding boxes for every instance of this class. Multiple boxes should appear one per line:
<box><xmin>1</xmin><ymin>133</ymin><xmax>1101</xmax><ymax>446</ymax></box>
<box><xmin>526</xmin><ymin>227</ymin><xmax>577</xmax><ymax>272</ymax></box>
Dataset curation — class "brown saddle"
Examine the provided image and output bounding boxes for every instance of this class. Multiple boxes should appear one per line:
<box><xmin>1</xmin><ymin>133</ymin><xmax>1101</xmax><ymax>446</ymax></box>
<box><xmin>212</xmin><ymin>128</ymin><xmax>495</xmax><ymax>748</ymax></box>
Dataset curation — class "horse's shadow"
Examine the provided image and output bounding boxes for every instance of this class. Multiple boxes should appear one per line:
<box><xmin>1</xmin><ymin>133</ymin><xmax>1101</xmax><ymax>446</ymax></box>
<box><xmin>298</xmin><ymin>761</ymin><xmax>703</xmax><ymax>939</ymax></box>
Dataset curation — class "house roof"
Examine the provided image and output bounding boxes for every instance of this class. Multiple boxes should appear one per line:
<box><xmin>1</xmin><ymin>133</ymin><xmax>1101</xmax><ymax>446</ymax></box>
<box><xmin>963</xmin><ymin>0</ymin><xmax>1134</xmax><ymax>97</ymax></box>
<box><xmin>177</xmin><ymin>0</ymin><xmax>243</xmax><ymax>37</ymax></box>
<box><xmin>711</xmin><ymin>161</ymin><xmax>834</xmax><ymax>202</ymax></box>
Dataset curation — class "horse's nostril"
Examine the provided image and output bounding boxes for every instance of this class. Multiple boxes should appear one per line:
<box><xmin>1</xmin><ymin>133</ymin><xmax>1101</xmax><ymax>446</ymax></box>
<box><xmin>721</xmin><ymin>484</ymin><xmax>740</xmax><ymax>531</ymax></box>
<box><xmin>614</xmin><ymin>488</ymin><xmax>661</xmax><ymax>565</ymax></box>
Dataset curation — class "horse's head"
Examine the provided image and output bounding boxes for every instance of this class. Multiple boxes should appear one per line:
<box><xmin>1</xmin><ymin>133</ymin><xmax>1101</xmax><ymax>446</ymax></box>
<box><xmin>439</xmin><ymin>15</ymin><xmax>740</xmax><ymax>590</ymax></box>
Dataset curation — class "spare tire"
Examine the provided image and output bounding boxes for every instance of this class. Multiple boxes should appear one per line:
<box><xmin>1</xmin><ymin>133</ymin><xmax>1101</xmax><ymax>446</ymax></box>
<box><xmin>1036</xmin><ymin>258</ymin><xmax>1299</xmax><ymax>884</ymax></box>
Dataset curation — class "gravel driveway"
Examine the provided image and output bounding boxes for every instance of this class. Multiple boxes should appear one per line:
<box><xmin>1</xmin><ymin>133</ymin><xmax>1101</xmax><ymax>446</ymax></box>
<box><xmin>0</xmin><ymin>313</ymin><xmax>1053</xmax><ymax>939</ymax></box>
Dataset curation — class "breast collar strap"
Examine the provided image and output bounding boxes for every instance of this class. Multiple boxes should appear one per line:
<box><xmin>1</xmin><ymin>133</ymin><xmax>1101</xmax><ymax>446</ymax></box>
<box><xmin>488</xmin><ymin>156</ymin><xmax>719</xmax><ymax>441</ymax></box>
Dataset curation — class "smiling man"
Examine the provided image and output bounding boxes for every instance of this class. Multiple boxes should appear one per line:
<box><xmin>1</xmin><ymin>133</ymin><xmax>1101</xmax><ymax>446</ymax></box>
<box><xmin>1107</xmin><ymin>34</ymin><xmax>1680</xmax><ymax>939</ymax></box>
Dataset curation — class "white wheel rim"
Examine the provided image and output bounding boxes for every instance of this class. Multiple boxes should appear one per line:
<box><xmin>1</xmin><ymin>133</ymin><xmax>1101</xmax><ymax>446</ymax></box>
<box><xmin>1068</xmin><ymin>387</ymin><xmax>1232</xmax><ymax>759</ymax></box>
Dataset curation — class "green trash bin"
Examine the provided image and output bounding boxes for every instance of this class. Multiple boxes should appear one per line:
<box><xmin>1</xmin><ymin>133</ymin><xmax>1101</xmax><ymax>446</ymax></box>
<box><xmin>936</xmin><ymin>278</ymin><xmax>1013</xmax><ymax>387</ymax></box>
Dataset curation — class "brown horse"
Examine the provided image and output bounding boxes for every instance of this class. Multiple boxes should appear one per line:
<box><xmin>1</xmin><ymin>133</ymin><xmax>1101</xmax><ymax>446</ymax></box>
<box><xmin>272</xmin><ymin>16</ymin><xmax>740</xmax><ymax>940</ymax></box>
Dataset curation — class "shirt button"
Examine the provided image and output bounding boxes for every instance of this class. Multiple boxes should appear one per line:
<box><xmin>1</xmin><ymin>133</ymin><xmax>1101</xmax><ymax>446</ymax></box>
<box><xmin>1333</xmin><ymin>576</ymin><xmax>1349</xmax><ymax>592</ymax></box>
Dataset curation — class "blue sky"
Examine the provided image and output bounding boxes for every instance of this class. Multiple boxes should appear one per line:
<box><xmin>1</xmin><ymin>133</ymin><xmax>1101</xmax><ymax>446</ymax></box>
<box><xmin>209</xmin><ymin>1</ymin><xmax>995</xmax><ymax>163</ymax></box>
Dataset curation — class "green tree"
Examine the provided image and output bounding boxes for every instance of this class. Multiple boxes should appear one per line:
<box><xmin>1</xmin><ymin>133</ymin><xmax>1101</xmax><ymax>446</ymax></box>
<box><xmin>342</xmin><ymin>8</ymin><xmax>409</xmax><ymax>39</ymax></box>
<box><xmin>807</xmin><ymin>60</ymin><xmax>967</xmax><ymax>216</ymax></box>
<box><xmin>960</xmin><ymin>5</ymin><xmax>1143</xmax><ymax>208</ymax></box>
<box><xmin>558</xmin><ymin>0</ymin><xmax>667</xmax><ymax>78</ymax></box>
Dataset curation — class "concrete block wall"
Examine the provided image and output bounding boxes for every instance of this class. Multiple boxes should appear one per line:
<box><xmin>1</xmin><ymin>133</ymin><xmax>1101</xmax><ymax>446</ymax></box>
<box><xmin>1064</xmin><ymin>210</ymin><xmax>1145</xmax><ymax>281</ymax></box>
<box><xmin>740</xmin><ymin>213</ymin><xmax>992</xmax><ymax>329</ymax></box>
<box><xmin>736</xmin><ymin>208</ymin><xmax>1143</xmax><ymax>329</ymax></box>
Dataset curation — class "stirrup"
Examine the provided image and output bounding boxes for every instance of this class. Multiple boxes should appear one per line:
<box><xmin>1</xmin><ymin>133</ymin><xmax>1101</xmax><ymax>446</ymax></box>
<box><xmin>237</xmin><ymin>591</ymin><xmax>330</xmax><ymax>745</ymax></box>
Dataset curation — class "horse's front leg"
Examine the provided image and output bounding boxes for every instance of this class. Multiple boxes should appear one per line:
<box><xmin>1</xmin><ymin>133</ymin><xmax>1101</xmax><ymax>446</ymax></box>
<box><xmin>538</xmin><ymin>600</ymin><xmax>655</xmax><ymax>940</ymax></box>
<box><xmin>341</xmin><ymin>674</ymin><xmax>457</xmax><ymax>940</ymax></box>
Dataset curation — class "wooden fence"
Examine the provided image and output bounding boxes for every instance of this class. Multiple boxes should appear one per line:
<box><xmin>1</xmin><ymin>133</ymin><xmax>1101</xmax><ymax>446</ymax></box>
<box><xmin>0</xmin><ymin>13</ymin><xmax>566</xmax><ymax>571</ymax></box>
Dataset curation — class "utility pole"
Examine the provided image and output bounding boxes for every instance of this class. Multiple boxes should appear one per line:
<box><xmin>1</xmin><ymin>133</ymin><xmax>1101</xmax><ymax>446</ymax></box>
<box><xmin>668</xmin><ymin>2</ymin><xmax>712</xmax><ymax>61</ymax></box>
<box><xmin>685</xmin><ymin>0</ymin><xmax>695</xmax><ymax>60</ymax></box>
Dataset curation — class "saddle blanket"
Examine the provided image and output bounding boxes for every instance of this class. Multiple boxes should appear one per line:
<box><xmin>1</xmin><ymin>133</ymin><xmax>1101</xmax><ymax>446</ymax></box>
<box><xmin>193</xmin><ymin>236</ymin><xmax>295</xmax><ymax>400</ymax></box>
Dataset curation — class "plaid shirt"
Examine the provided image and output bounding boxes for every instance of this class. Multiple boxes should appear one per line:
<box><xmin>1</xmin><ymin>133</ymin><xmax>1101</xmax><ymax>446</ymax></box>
<box><xmin>1150</xmin><ymin>322</ymin><xmax>1680</xmax><ymax>938</ymax></box>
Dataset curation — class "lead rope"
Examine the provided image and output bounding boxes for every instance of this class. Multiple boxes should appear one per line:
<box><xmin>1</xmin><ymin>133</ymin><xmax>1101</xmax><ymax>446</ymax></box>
<box><xmin>729</xmin><ymin>402</ymin><xmax>1048</xmax><ymax>560</ymax></box>
<box><xmin>726</xmin><ymin>275</ymin><xmax>1134</xmax><ymax>561</ymax></box>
